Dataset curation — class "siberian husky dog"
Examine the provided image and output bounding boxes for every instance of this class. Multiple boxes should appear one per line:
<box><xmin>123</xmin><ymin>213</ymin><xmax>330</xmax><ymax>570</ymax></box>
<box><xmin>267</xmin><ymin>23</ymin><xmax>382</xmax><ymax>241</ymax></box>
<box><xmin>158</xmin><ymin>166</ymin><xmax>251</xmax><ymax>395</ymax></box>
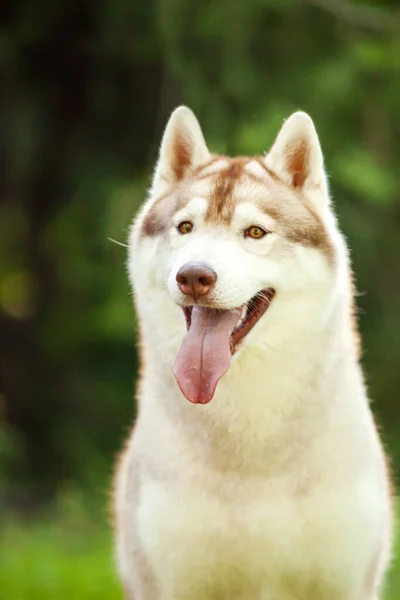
<box><xmin>113</xmin><ymin>107</ymin><xmax>393</xmax><ymax>599</ymax></box>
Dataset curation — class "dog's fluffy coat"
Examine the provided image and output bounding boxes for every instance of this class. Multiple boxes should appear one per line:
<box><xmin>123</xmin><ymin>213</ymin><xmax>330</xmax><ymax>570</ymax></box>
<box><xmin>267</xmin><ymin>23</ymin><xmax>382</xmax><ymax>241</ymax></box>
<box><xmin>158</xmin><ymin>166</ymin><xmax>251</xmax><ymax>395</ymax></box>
<box><xmin>113</xmin><ymin>107</ymin><xmax>393</xmax><ymax>599</ymax></box>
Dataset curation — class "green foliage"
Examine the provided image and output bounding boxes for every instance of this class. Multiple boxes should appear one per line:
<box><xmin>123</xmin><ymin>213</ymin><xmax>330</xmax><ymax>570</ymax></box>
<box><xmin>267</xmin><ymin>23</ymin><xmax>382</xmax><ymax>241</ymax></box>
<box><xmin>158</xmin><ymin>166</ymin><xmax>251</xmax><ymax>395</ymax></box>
<box><xmin>0</xmin><ymin>492</ymin><xmax>123</xmax><ymax>599</ymax></box>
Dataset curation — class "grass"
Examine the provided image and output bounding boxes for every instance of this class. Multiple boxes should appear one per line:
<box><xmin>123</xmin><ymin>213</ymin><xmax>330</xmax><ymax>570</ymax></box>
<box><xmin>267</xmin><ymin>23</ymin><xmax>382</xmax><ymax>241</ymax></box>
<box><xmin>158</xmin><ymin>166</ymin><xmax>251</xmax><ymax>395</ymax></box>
<box><xmin>0</xmin><ymin>493</ymin><xmax>398</xmax><ymax>599</ymax></box>
<box><xmin>0</xmin><ymin>491</ymin><xmax>122</xmax><ymax>600</ymax></box>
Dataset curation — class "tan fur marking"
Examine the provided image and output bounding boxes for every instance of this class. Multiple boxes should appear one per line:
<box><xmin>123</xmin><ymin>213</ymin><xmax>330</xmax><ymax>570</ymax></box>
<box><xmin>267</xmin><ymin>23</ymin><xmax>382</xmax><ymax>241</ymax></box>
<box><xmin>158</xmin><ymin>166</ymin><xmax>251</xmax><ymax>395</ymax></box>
<box><xmin>193</xmin><ymin>154</ymin><xmax>227</xmax><ymax>176</ymax></box>
<box><xmin>286</xmin><ymin>141</ymin><xmax>308</xmax><ymax>188</ymax></box>
<box><xmin>142</xmin><ymin>155</ymin><xmax>230</xmax><ymax>237</ymax></box>
<box><xmin>254</xmin><ymin>157</ymin><xmax>282</xmax><ymax>182</ymax></box>
<box><xmin>258</xmin><ymin>199</ymin><xmax>334</xmax><ymax>260</ymax></box>
<box><xmin>349</xmin><ymin>269</ymin><xmax>362</xmax><ymax>359</ymax></box>
<box><xmin>144</xmin><ymin>153</ymin><xmax>334</xmax><ymax>260</ymax></box>
<box><xmin>141</xmin><ymin>191</ymin><xmax>170</xmax><ymax>236</ymax></box>
<box><xmin>141</xmin><ymin>190</ymin><xmax>190</xmax><ymax>237</ymax></box>
<box><xmin>172</xmin><ymin>133</ymin><xmax>192</xmax><ymax>181</ymax></box>
<box><xmin>194</xmin><ymin>160</ymin><xmax>232</xmax><ymax>182</ymax></box>
<box><xmin>205</xmin><ymin>158</ymin><xmax>249</xmax><ymax>224</ymax></box>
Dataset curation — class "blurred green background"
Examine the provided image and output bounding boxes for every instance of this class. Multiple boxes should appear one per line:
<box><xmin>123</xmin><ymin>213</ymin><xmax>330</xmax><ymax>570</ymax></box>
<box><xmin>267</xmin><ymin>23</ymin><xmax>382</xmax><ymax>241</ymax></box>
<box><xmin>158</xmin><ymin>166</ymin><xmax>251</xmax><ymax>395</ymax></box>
<box><xmin>1</xmin><ymin>0</ymin><xmax>399</xmax><ymax>598</ymax></box>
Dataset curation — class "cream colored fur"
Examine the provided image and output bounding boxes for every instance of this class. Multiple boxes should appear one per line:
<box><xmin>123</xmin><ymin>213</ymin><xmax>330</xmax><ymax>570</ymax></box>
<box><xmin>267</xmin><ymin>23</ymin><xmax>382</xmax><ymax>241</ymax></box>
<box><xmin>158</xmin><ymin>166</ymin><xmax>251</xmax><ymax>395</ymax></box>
<box><xmin>114</xmin><ymin>107</ymin><xmax>393</xmax><ymax>599</ymax></box>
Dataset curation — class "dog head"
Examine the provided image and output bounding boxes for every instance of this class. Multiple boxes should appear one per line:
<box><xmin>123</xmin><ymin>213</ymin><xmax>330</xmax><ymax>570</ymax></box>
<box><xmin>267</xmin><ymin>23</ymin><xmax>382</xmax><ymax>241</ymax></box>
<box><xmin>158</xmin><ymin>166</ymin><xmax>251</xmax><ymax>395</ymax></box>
<box><xmin>128</xmin><ymin>107</ymin><xmax>346</xmax><ymax>403</ymax></box>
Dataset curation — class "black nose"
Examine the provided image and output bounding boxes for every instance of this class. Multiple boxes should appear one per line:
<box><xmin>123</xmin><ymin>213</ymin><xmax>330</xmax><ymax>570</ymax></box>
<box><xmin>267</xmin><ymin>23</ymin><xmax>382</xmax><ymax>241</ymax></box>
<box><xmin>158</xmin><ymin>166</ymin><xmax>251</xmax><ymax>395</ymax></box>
<box><xmin>176</xmin><ymin>262</ymin><xmax>217</xmax><ymax>300</ymax></box>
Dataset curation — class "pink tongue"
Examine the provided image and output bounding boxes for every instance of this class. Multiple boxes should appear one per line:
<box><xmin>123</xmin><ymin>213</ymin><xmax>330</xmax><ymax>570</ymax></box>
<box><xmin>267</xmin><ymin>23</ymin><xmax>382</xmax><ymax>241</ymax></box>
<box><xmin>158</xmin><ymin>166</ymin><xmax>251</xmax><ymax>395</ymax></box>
<box><xmin>173</xmin><ymin>306</ymin><xmax>241</xmax><ymax>404</ymax></box>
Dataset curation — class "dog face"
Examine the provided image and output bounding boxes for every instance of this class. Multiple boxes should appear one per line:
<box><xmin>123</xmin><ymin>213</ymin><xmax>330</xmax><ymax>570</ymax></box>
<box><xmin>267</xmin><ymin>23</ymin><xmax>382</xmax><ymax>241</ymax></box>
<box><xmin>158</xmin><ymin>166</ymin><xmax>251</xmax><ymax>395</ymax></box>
<box><xmin>128</xmin><ymin>107</ymin><xmax>345</xmax><ymax>402</ymax></box>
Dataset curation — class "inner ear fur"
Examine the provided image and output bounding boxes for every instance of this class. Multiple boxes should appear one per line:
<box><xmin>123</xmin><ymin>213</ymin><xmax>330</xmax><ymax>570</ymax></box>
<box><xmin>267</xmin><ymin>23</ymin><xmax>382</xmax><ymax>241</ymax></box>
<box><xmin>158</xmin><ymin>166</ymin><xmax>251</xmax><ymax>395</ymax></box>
<box><xmin>151</xmin><ymin>106</ymin><xmax>210</xmax><ymax>196</ymax></box>
<box><xmin>266</xmin><ymin>111</ymin><xmax>326</xmax><ymax>193</ymax></box>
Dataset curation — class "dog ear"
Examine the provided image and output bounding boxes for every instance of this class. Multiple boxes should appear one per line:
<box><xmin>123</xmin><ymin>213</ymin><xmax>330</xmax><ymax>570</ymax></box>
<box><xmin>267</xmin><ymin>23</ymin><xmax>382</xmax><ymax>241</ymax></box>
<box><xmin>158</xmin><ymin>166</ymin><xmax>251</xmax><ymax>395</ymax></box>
<box><xmin>265</xmin><ymin>112</ymin><xmax>329</xmax><ymax>207</ymax></box>
<box><xmin>151</xmin><ymin>106</ymin><xmax>210</xmax><ymax>196</ymax></box>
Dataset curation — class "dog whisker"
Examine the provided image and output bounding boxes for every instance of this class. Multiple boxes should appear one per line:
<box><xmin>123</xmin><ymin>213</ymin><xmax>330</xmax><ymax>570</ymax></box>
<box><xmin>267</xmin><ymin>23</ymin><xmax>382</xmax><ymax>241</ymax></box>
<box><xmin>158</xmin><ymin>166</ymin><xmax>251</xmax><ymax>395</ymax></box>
<box><xmin>108</xmin><ymin>237</ymin><xmax>129</xmax><ymax>248</ymax></box>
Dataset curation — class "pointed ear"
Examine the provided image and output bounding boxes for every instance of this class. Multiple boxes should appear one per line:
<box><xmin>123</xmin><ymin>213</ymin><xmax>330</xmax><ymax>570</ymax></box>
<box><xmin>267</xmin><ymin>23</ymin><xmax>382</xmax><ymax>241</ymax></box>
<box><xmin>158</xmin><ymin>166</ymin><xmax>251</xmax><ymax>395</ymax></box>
<box><xmin>265</xmin><ymin>112</ymin><xmax>329</xmax><ymax>206</ymax></box>
<box><xmin>151</xmin><ymin>106</ymin><xmax>210</xmax><ymax>196</ymax></box>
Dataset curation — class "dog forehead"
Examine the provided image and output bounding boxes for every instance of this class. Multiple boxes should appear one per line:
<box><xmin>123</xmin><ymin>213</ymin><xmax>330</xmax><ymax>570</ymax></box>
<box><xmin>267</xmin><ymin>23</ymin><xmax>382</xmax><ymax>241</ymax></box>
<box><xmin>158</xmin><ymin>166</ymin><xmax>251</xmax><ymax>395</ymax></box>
<box><xmin>191</xmin><ymin>158</ymin><xmax>334</xmax><ymax>259</ymax></box>
<box><xmin>140</xmin><ymin>156</ymin><xmax>277</xmax><ymax>236</ymax></box>
<box><xmin>175</xmin><ymin>195</ymin><xmax>208</xmax><ymax>218</ymax></box>
<box><xmin>203</xmin><ymin>157</ymin><xmax>276</xmax><ymax>224</ymax></box>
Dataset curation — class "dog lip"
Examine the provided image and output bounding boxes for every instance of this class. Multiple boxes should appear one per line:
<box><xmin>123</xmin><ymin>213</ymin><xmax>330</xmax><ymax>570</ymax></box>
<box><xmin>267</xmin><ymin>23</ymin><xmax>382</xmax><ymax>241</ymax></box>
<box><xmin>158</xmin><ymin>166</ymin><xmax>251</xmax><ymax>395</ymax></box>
<box><xmin>180</xmin><ymin>289</ymin><xmax>275</xmax><ymax>349</ymax></box>
<box><xmin>230</xmin><ymin>289</ymin><xmax>275</xmax><ymax>352</ymax></box>
<box><xmin>182</xmin><ymin>306</ymin><xmax>193</xmax><ymax>330</ymax></box>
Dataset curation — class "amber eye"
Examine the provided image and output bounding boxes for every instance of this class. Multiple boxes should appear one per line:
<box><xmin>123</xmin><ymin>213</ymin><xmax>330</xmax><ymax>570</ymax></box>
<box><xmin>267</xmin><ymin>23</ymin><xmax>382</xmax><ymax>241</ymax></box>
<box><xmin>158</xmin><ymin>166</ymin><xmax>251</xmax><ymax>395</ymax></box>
<box><xmin>245</xmin><ymin>226</ymin><xmax>267</xmax><ymax>239</ymax></box>
<box><xmin>178</xmin><ymin>221</ymin><xmax>193</xmax><ymax>234</ymax></box>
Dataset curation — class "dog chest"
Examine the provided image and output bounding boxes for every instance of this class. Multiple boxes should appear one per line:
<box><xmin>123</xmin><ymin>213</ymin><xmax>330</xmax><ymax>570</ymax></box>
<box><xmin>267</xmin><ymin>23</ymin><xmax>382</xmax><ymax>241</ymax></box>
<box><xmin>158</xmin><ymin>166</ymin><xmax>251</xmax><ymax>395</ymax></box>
<box><xmin>135</xmin><ymin>473</ymin><xmax>380</xmax><ymax>599</ymax></box>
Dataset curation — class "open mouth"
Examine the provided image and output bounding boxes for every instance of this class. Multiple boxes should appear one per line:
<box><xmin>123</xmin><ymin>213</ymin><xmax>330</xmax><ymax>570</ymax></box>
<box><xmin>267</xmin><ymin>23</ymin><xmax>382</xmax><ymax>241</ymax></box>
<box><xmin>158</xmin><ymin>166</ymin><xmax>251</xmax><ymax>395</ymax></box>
<box><xmin>174</xmin><ymin>289</ymin><xmax>275</xmax><ymax>405</ymax></box>
<box><xmin>182</xmin><ymin>288</ymin><xmax>275</xmax><ymax>353</ymax></box>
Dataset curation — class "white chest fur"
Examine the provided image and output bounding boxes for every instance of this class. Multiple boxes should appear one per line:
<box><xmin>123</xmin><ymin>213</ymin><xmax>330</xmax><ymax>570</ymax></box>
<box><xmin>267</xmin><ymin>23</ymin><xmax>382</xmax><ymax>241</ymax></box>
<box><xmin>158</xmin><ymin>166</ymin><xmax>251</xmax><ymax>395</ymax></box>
<box><xmin>116</xmin><ymin>334</ymin><xmax>390</xmax><ymax>600</ymax></box>
<box><xmin>136</xmin><ymin>465</ymin><xmax>383</xmax><ymax>600</ymax></box>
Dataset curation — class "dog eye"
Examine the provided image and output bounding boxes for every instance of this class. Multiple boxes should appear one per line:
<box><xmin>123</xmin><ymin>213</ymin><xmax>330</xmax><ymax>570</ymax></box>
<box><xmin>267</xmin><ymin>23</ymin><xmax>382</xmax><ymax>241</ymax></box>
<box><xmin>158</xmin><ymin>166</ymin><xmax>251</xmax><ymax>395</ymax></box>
<box><xmin>178</xmin><ymin>221</ymin><xmax>193</xmax><ymax>234</ymax></box>
<box><xmin>245</xmin><ymin>226</ymin><xmax>268</xmax><ymax>239</ymax></box>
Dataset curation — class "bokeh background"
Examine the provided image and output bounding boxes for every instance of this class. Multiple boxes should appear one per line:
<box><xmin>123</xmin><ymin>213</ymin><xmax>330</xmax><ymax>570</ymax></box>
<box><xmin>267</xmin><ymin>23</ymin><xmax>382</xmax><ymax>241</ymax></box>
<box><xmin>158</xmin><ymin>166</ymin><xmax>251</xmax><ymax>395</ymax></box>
<box><xmin>1</xmin><ymin>0</ymin><xmax>399</xmax><ymax>598</ymax></box>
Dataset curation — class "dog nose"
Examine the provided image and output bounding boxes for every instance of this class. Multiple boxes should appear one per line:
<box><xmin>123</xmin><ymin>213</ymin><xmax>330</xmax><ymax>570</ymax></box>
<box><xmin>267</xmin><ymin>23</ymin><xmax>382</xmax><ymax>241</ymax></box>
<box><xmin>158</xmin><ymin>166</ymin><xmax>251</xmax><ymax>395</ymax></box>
<box><xmin>176</xmin><ymin>262</ymin><xmax>217</xmax><ymax>300</ymax></box>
